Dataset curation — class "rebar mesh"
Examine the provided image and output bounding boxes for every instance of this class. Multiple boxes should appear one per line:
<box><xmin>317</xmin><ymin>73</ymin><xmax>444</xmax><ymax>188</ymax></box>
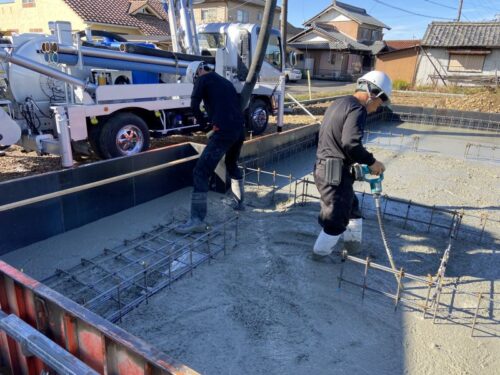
<box><xmin>43</xmin><ymin>217</ymin><xmax>239</xmax><ymax>322</ymax></box>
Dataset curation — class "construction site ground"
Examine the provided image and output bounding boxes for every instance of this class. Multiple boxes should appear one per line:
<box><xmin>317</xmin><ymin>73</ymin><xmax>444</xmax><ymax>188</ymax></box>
<box><xmin>2</xmin><ymin>120</ymin><xmax>499</xmax><ymax>374</ymax></box>
<box><xmin>1</xmin><ymin>87</ymin><xmax>499</xmax><ymax>182</ymax></box>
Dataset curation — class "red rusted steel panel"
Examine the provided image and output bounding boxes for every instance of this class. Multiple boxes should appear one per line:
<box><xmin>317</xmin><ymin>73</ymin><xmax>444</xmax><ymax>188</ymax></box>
<box><xmin>0</xmin><ymin>261</ymin><xmax>200</xmax><ymax>375</ymax></box>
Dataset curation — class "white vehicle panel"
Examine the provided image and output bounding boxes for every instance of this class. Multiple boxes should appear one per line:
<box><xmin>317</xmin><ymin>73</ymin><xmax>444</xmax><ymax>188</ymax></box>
<box><xmin>96</xmin><ymin>83</ymin><xmax>193</xmax><ymax>102</ymax></box>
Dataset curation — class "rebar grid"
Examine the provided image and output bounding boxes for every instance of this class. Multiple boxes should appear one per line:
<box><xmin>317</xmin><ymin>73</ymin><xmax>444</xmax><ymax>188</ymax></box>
<box><xmin>43</xmin><ymin>216</ymin><xmax>239</xmax><ymax>322</ymax></box>
<box><xmin>241</xmin><ymin>166</ymin><xmax>499</xmax><ymax>336</ymax></box>
<box><xmin>337</xmin><ymin>252</ymin><xmax>500</xmax><ymax>337</ymax></box>
<box><xmin>241</xmin><ymin>134</ymin><xmax>317</xmax><ymax>170</ymax></box>
<box><xmin>362</xmin><ymin>129</ymin><xmax>420</xmax><ymax>151</ymax></box>
<box><xmin>383</xmin><ymin>112</ymin><xmax>500</xmax><ymax>133</ymax></box>
<box><xmin>465</xmin><ymin>142</ymin><xmax>499</xmax><ymax>162</ymax></box>
<box><xmin>294</xmin><ymin>178</ymin><xmax>500</xmax><ymax>245</ymax></box>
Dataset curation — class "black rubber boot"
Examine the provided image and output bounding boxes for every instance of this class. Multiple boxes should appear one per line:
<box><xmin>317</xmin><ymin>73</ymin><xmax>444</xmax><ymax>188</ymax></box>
<box><xmin>175</xmin><ymin>192</ymin><xmax>208</xmax><ymax>234</ymax></box>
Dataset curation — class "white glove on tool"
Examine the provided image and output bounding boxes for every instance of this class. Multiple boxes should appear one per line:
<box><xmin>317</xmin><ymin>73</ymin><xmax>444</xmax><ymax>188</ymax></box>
<box><xmin>313</xmin><ymin>230</ymin><xmax>340</xmax><ymax>256</ymax></box>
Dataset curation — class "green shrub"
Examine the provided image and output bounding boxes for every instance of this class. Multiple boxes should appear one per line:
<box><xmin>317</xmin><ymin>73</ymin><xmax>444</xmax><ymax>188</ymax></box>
<box><xmin>393</xmin><ymin>79</ymin><xmax>410</xmax><ymax>90</ymax></box>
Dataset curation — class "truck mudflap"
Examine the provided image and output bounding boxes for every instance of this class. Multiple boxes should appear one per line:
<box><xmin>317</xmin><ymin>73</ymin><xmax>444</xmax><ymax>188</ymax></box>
<box><xmin>0</xmin><ymin>260</ymin><xmax>200</xmax><ymax>375</ymax></box>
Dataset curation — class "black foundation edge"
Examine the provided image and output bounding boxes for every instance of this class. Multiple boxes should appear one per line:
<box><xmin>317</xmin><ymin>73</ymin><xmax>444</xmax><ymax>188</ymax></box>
<box><xmin>0</xmin><ymin>143</ymin><xmax>205</xmax><ymax>255</ymax></box>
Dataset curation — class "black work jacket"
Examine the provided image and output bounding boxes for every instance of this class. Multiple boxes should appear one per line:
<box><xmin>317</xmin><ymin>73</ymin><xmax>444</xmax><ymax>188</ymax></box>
<box><xmin>316</xmin><ymin>96</ymin><xmax>375</xmax><ymax>167</ymax></box>
<box><xmin>191</xmin><ymin>72</ymin><xmax>245</xmax><ymax>136</ymax></box>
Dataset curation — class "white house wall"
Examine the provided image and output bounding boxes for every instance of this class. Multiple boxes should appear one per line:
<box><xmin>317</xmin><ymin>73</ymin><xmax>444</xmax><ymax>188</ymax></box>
<box><xmin>314</xmin><ymin>10</ymin><xmax>344</xmax><ymax>24</ymax></box>
<box><xmin>299</xmin><ymin>34</ymin><xmax>329</xmax><ymax>42</ymax></box>
<box><xmin>415</xmin><ymin>48</ymin><xmax>500</xmax><ymax>86</ymax></box>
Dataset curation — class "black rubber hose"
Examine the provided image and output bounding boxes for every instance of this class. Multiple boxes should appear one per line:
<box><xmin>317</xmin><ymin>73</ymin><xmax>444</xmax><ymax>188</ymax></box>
<box><xmin>240</xmin><ymin>0</ymin><xmax>278</xmax><ymax>112</ymax></box>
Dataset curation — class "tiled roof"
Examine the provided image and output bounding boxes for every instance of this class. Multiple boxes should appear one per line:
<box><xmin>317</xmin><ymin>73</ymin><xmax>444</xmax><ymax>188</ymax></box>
<box><xmin>63</xmin><ymin>0</ymin><xmax>169</xmax><ymax>35</ymax></box>
<box><xmin>304</xmin><ymin>1</ymin><xmax>389</xmax><ymax>29</ymax></box>
<box><xmin>289</xmin><ymin>22</ymin><xmax>385</xmax><ymax>54</ymax></box>
<box><xmin>385</xmin><ymin>40</ymin><xmax>420</xmax><ymax>50</ymax></box>
<box><xmin>287</xmin><ymin>22</ymin><xmax>304</xmax><ymax>38</ymax></box>
<box><xmin>422</xmin><ymin>22</ymin><xmax>500</xmax><ymax>47</ymax></box>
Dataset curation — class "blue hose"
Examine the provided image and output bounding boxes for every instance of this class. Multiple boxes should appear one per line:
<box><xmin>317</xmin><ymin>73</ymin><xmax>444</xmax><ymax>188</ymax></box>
<box><xmin>45</xmin><ymin>53</ymin><xmax>187</xmax><ymax>76</ymax></box>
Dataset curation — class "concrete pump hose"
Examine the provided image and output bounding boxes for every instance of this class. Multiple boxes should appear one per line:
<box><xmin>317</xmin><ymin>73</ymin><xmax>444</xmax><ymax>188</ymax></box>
<box><xmin>374</xmin><ymin>194</ymin><xmax>399</xmax><ymax>278</ymax></box>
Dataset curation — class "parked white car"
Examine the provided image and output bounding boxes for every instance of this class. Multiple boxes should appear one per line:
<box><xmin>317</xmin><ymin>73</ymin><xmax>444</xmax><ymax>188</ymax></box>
<box><xmin>284</xmin><ymin>67</ymin><xmax>302</xmax><ymax>82</ymax></box>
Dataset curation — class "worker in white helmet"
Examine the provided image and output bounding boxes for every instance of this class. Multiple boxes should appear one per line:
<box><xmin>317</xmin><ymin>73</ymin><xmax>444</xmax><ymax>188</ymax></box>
<box><xmin>312</xmin><ymin>70</ymin><xmax>391</xmax><ymax>258</ymax></box>
<box><xmin>175</xmin><ymin>61</ymin><xmax>246</xmax><ymax>234</ymax></box>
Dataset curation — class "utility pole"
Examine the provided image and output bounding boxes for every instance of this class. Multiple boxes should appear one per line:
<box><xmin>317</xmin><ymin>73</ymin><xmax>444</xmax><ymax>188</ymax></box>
<box><xmin>457</xmin><ymin>0</ymin><xmax>463</xmax><ymax>21</ymax></box>
<box><xmin>280</xmin><ymin>0</ymin><xmax>288</xmax><ymax>58</ymax></box>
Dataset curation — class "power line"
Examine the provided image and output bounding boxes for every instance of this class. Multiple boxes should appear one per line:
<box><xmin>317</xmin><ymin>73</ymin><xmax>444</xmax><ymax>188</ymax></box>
<box><xmin>423</xmin><ymin>0</ymin><xmax>456</xmax><ymax>10</ymax></box>
<box><xmin>373</xmin><ymin>0</ymin><xmax>455</xmax><ymax>20</ymax></box>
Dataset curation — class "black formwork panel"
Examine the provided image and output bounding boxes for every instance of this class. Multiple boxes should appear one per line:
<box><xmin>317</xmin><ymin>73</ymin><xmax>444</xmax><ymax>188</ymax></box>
<box><xmin>0</xmin><ymin>143</ymin><xmax>201</xmax><ymax>255</ymax></box>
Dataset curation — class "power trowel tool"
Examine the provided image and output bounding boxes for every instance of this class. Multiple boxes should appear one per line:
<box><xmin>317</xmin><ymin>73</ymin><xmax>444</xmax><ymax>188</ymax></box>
<box><xmin>352</xmin><ymin>164</ymin><xmax>397</xmax><ymax>273</ymax></box>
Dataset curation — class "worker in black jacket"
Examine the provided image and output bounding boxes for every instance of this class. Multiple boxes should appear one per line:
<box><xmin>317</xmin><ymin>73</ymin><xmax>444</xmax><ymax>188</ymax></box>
<box><xmin>313</xmin><ymin>71</ymin><xmax>392</xmax><ymax>257</ymax></box>
<box><xmin>176</xmin><ymin>61</ymin><xmax>246</xmax><ymax>234</ymax></box>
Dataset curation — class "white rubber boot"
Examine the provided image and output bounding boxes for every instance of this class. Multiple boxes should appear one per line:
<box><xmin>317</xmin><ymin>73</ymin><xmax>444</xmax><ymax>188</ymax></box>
<box><xmin>313</xmin><ymin>230</ymin><xmax>340</xmax><ymax>256</ymax></box>
<box><xmin>230</xmin><ymin>178</ymin><xmax>245</xmax><ymax>211</ymax></box>
<box><xmin>343</xmin><ymin>218</ymin><xmax>363</xmax><ymax>255</ymax></box>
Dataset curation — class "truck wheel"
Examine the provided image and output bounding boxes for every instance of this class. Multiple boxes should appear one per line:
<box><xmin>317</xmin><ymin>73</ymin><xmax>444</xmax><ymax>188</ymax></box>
<box><xmin>246</xmin><ymin>99</ymin><xmax>269</xmax><ymax>135</ymax></box>
<box><xmin>99</xmin><ymin>113</ymin><xmax>150</xmax><ymax>158</ymax></box>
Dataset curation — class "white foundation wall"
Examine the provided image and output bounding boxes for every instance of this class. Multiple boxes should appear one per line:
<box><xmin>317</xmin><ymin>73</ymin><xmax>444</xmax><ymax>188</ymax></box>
<box><xmin>415</xmin><ymin>47</ymin><xmax>500</xmax><ymax>86</ymax></box>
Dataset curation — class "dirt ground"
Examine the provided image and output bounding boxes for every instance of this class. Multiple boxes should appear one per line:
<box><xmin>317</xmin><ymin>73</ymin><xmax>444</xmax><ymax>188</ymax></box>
<box><xmin>3</xmin><ymin>121</ymin><xmax>499</xmax><ymax>374</ymax></box>
<box><xmin>391</xmin><ymin>89</ymin><xmax>500</xmax><ymax>113</ymax></box>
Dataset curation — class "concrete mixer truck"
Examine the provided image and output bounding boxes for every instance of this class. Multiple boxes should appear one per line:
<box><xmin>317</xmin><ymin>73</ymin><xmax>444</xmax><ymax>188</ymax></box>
<box><xmin>0</xmin><ymin>0</ymin><xmax>285</xmax><ymax>166</ymax></box>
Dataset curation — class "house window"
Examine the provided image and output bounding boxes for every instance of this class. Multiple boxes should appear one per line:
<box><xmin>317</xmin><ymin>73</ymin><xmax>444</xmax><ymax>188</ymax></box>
<box><xmin>257</xmin><ymin>12</ymin><xmax>263</xmax><ymax>22</ymax></box>
<box><xmin>360</xmin><ymin>28</ymin><xmax>370</xmax><ymax>40</ymax></box>
<box><xmin>372</xmin><ymin>30</ymin><xmax>381</xmax><ymax>41</ymax></box>
<box><xmin>201</xmin><ymin>8</ymin><xmax>218</xmax><ymax>23</ymax></box>
<box><xmin>22</xmin><ymin>0</ymin><xmax>35</xmax><ymax>8</ymax></box>
<box><xmin>329</xmin><ymin>52</ymin><xmax>336</xmax><ymax>65</ymax></box>
<box><xmin>236</xmin><ymin>9</ymin><xmax>249</xmax><ymax>23</ymax></box>
<box><xmin>448</xmin><ymin>54</ymin><xmax>485</xmax><ymax>72</ymax></box>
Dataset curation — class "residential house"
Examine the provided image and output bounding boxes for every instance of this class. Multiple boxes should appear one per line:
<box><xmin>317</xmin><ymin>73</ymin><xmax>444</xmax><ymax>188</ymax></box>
<box><xmin>192</xmin><ymin>0</ymin><xmax>281</xmax><ymax>29</ymax></box>
<box><xmin>0</xmin><ymin>0</ymin><xmax>170</xmax><ymax>46</ymax></box>
<box><xmin>415</xmin><ymin>22</ymin><xmax>500</xmax><ymax>86</ymax></box>
<box><xmin>375</xmin><ymin>40</ymin><xmax>421</xmax><ymax>86</ymax></box>
<box><xmin>287</xmin><ymin>1</ymin><xmax>388</xmax><ymax>80</ymax></box>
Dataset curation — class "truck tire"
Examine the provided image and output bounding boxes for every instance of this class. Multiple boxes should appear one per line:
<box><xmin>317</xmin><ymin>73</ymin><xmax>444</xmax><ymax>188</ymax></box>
<box><xmin>246</xmin><ymin>99</ymin><xmax>269</xmax><ymax>135</ymax></box>
<box><xmin>99</xmin><ymin>113</ymin><xmax>150</xmax><ymax>159</ymax></box>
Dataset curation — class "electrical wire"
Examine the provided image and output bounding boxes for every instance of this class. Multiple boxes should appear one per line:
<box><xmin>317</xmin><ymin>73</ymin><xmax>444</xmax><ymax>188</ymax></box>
<box><xmin>423</xmin><ymin>0</ymin><xmax>456</xmax><ymax>10</ymax></box>
<box><xmin>372</xmin><ymin>0</ymin><xmax>454</xmax><ymax>20</ymax></box>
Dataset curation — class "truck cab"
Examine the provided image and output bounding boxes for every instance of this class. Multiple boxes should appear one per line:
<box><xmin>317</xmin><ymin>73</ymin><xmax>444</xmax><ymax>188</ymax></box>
<box><xmin>198</xmin><ymin>23</ymin><xmax>284</xmax><ymax>134</ymax></box>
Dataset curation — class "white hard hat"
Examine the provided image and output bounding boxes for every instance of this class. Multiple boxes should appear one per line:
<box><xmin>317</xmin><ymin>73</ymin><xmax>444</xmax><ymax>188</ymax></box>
<box><xmin>357</xmin><ymin>70</ymin><xmax>392</xmax><ymax>103</ymax></box>
<box><xmin>185</xmin><ymin>61</ymin><xmax>212</xmax><ymax>84</ymax></box>
<box><xmin>185</xmin><ymin>61</ymin><xmax>203</xmax><ymax>84</ymax></box>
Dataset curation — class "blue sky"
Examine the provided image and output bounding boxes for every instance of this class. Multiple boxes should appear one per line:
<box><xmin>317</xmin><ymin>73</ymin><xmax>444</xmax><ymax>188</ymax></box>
<box><xmin>285</xmin><ymin>0</ymin><xmax>500</xmax><ymax>40</ymax></box>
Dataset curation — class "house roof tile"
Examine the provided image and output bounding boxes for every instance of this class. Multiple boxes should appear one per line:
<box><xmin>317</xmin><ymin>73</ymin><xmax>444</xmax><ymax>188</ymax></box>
<box><xmin>385</xmin><ymin>40</ymin><xmax>420</xmax><ymax>50</ymax></box>
<box><xmin>288</xmin><ymin>22</ymin><xmax>385</xmax><ymax>54</ymax></box>
<box><xmin>422</xmin><ymin>22</ymin><xmax>500</xmax><ymax>47</ymax></box>
<box><xmin>63</xmin><ymin>0</ymin><xmax>169</xmax><ymax>35</ymax></box>
<box><xmin>304</xmin><ymin>1</ymin><xmax>389</xmax><ymax>29</ymax></box>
